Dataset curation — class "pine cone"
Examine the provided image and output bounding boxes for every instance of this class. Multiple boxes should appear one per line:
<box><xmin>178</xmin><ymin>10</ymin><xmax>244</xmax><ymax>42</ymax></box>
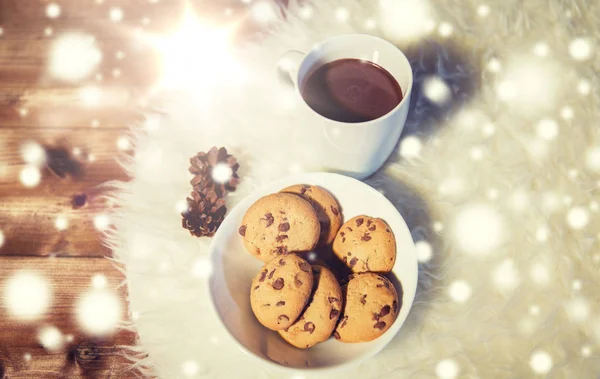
<box><xmin>182</xmin><ymin>188</ymin><xmax>227</xmax><ymax>238</ymax></box>
<box><xmin>189</xmin><ymin>147</ymin><xmax>240</xmax><ymax>196</ymax></box>
<box><xmin>181</xmin><ymin>146</ymin><xmax>240</xmax><ymax>238</ymax></box>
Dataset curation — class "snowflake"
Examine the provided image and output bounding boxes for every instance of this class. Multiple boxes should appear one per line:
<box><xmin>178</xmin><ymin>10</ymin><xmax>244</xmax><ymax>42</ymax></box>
<box><xmin>577</xmin><ymin>80</ymin><xmax>591</xmax><ymax>95</ymax></box>
<box><xmin>4</xmin><ymin>271</ymin><xmax>53</xmax><ymax>320</ymax></box>
<box><xmin>566</xmin><ymin>207</ymin><xmax>589</xmax><ymax>230</ymax></box>
<box><xmin>49</xmin><ymin>33</ymin><xmax>102</xmax><ymax>82</ymax></box>
<box><xmin>79</xmin><ymin>86</ymin><xmax>102</xmax><ymax>107</ymax></box>
<box><xmin>335</xmin><ymin>7</ymin><xmax>350</xmax><ymax>23</ymax></box>
<box><xmin>493</xmin><ymin>259</ymin><xmax>520</xmax><ymax>293</ymax></box>
<box><xmin>109</xmin><ymin>7</ymin><xmax>124</xmax><ymax>22</ymax></box>
<box><xmin>560</xmin><ymin>106</ymin><xmax>574</xmax><ymax>120</ymax></box>
<box><xmin>470</xmin><ymin>147</ymin><xmax>484</xmax><ymax>161</ymax></box>
<box><xmin>76</xmin><ymin>289</ymin><xmax>122</xmax><ymax>336</ymax></box>
<box><xmin>117</xmin><ymin>136</ymin><xmax>131</xmax><ymax>151</ymax></box>
<box><xmin>529</xmin><ymin>351</ymin><xmax>552</xmax><ymax>374</ymax></box>
<box><xmin>399</xmin><ymin>136</ymin><xmax>422</xmax><ymax>159</ymax></box>
<box><xmin>448</xmin><ymin>280</ymin><xmax>472</xmax><ymax>303</ymax></box>
<box><xmin>38</xmin><ymin>326</ymin><xmax>64</xmax><ymax>352</ymax></box>
<box><xmin>438</xmin><ymin>177</ymin><xmax>465</xmax><ymax>197</ymax></box>
<box><xmin>585</xmin><ymin>146</ymin><xmax>600</xmax><ymax>172</ymax></box>
<box><xmin>20</xmin><ymin>166</ymin><xmax>41</xmax><ymax>188</ymax></box>
<box><xmin>529</xmin><ymin>305</ymin><xmax>540</xmax><ymax>316</ymax></box>
<box><xmin>298</xmin><ymin>5</ymin><xmax>313</xmax><ymax>19</ymax></box>
<box><xmin>477</xmin><ymin>4</ymin><xmax>490</xmax><ymax>17</ymax></box>
<box><xmin>93</xmin><ymin>214</ymin><xmax>111</xmax><ymax>231</ymax></box>
<box><xmin>54</xmin><ymin>215</ymin><xmax>68</xmax><ymax>231</ymax></box>
<box><xmin>436</xmin><ymin>359</ymin><xmax>459</xmax><ymax>379</ymax></box>
<box><xmin>581</xmin><ymin>345</ymin><xmax>592</xmax><ymax>357</ymax></box>
<box><xmin>182</xmin><ymin>360</ymin><xmax>201</xmax><ymax>377</ymax></box>
<box><xmin>20</xmin><ymin>140</ymin><xmax>46</xmax><ymax>166</ymax></box>
<box><xmin>438</xmin><ymin>22</ymin><xmax>453</xmax><ymax>37</ymax></box>
<box><xmin>486</xmin><ymin>188</ymin><xmax>499</xmax><ymax>200</ymax></box>
<box><xmin>364</xmin><ymin>18</ymin><xmax>377</xmax><ymax>30</ymax></box>
<box><xmin>530</xmin><ymin>262</ymin><xmax>550</xmax><ymax>286</ymax></box>
<box><xmin>482</xmin><ymin>123</ymin><xmax>496</xmax><ymax>137</ymax></box>
<box><xmin>91</xmin><ymin>274</ymin><xmax>108</xmax><ymax>289</ymax></box>
<box><xmin>251</xmin><ymin>2</ymin><xmax>277</xmax><ymax>24</ymax></box>
<box><xmin>415</xmin><ymin>240</ymin><xmax>433</xmax><ymax>263</ymax></box>
<box><xmin>535</xmin><ymin>119</ymin><xmax>558</xmax><ymax>141</ymax></box>
<box><xmin>569</xmin><ymin>37</ymin><xmax>594</xmax><ymax>61</ymax></box>
<box><xmin>564</xmin><ymin>297</ymin><xmax>589</xmax><ymax>322</ymax></box>
<box><xmin>191</xmin><ymin>257</ymin><xmax>213</xmax><ymax>279</ymax></box>
<box><xmin>423</xmin><ymin>76</ymin><xmax>451</xmax><ymax>105</ymax></box>
<box><xmin>211</xmin><ymin>163</ymin><xmax>233</xmax><ymax>184</ymax></box>
<box><xmin>487</xmin><ymin>58</ymin><xmax>501</xmax><ymax>72</ymax></box>
<box><xmin>535</xmin><ymin>225</ymin><xmax>549</xmax><ymax>242</ymax></box>
<box><xmin>46</xmin><ymin>3</ymin><xmax>61</xmax><ymax>19</ymax></box>
<box><xmin>453</xmin><ymin>203</ymin><xmax>505</xmax><ymax>257</ymax></box>
<box><xmin>533</xmin><ymin>42</ymin><xmax>550</xmax><ymax>57</ymax></box>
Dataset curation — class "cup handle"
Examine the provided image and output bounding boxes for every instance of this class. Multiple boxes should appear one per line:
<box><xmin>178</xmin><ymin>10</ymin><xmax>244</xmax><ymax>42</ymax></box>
<box><xmin>276</xmin><ymin>50</ymin><xmax>305</xmax><ymax>88</ymax></box>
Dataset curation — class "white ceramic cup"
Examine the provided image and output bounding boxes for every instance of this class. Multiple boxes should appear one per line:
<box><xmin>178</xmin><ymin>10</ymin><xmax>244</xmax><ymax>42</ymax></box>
<box><xmin>279</xmin><ymin>34</ymin><xmax>413</xmax><ymax>180</ymax></box>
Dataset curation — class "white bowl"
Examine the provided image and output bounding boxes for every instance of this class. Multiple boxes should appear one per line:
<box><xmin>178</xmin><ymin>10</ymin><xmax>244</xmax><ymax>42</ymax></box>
<box><xmin>207</xmin><ymin>172</ymin><xmax>418</xmax><ymax>373</ymax></box>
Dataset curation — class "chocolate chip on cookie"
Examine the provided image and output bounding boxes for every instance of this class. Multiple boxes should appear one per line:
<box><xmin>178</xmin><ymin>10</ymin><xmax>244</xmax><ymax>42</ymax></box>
<box><xmin>332</xmin><ymin>215</ymin><xmax>396</xmax><ymax>273</ymax></box>
<box><xmin>241</xmin><ymin>193</ymin><xmax>320</xmax><ymax>262</ymax></box>
<box><xmin>250</xmin><ymin>254</ymin><xmax>314</xmax><ymax>330</ymax></box>
<box><xmin>280</xmin><ymin>184</ymin><xmax>343</xmax><ymax>246</ymax></box>
<box><xmin>278</xmin><ymin>265</ymin><xmax>343</xmax><ymax>348</ymax></box>
<box><xmin>334</xmin><ymin>273</ymin><xmax>399</xmax><ymax>343</ymax></box>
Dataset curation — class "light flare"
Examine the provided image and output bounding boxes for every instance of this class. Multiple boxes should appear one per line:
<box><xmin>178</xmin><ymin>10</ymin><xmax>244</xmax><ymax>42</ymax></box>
<box><xmin>379</xmin><ymin>0</ymin><xmax>434</xmax><ymax>43</ymax></box>
<box><xmin>151</xmin><ymin>7</ymin><xmax>242</xmax><ymax>91</ymax></box>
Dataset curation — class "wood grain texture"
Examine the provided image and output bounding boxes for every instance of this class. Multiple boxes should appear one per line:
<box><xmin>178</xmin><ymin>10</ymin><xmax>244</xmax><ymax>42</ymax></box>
<box><xmin>0</xmin><ymin>346</ymin><xmax>142</xmax><ymax>379</ymax></box>
<box><xmin>0</xmin><ymin>0</ymin><xmax>280</xmax><ymax>376</ymax></box>
<box><xmin>0</xmin><ymin>257</ymin><xmax>138</xmax><ymax>378</ymax></box>
<box><xmin>0</xmin><ymin>127</ymin><xmax>128</xmax><ymax>257</ymax></box>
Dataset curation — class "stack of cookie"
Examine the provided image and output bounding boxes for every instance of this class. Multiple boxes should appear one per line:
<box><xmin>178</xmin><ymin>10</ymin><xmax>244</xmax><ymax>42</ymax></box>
<box><xmin>239</xmin><ymin>184</ymin><xmax>400</xmax><ymax>348</ymax></box>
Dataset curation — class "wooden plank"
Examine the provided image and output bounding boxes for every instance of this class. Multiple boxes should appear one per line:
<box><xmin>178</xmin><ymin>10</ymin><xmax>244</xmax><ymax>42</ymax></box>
<box><xmin>0</xmin><ymin>197</ymin><xmax>113</xmax><ymax>257</ymax></box>
<box><xmin>0</xmin><ymin>256</ymin><xmax>139</xmax><ymax>378</ymax></box>
<box><xmin>0</xmin><ymin>86</ymin><xmax>144</xmax><ymax>126</ymax></box>
<box><xmin>0</xmin><ymin>106</ymin><xmax>142</xmax><ymax>130</ymax></box>
<box><xmin>0</xmin><ymin>127</ymin><xmax>128</xmax><ymax>256</ymax></box>
<box><xmin>0</xmin><ymin>0</ymin><xmax>244</xmax><ymax>26</ymax></box>
<box><xmin>0</xmin><ymin>127</ymin><xmax>129</xmax><ymax>185</ymax></box>
<box><xmin>0</xmin><ymin>347</ymin><xmax>143</xmax><ymax>379</ymax></box>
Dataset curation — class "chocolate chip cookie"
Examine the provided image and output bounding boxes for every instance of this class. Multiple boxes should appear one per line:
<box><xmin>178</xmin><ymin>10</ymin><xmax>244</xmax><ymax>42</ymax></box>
<box><xmin>240</xmin><ymin>193</ymin><xmax>320</xmax><ymax>262</ymax></box>
<box><xmin>332</xmin><ymin>215</ymin><xmax>396</xmax><ymax>273</ymax></box>
<box><xmin>278</xmin><ymin>265</ymin><xmax>343</xmax><ymax>348</ymax></box>
<box><xmin>334</xmin><ymin>273</ymin><xmax>399</xmax><ymax>343</ymax></box>
<box><xmin>250</xmin><ymin>254</ymin><xmax>314</xmax><ymax>331</ymax></box>
<box><xmin>280</xmin><ymin>184</ymin><xmax>342</xmax><ymax>246</ymax></box>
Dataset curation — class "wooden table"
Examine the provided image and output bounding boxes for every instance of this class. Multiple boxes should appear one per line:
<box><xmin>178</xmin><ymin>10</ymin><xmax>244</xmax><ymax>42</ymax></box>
<box><xmin>0</xmin><ymin>1</ymin><xmax>278</xmax><ymax>377</ymax></box>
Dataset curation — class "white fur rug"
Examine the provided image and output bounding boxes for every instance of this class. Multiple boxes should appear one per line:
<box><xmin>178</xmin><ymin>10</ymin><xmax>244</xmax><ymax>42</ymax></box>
<box><xmin>105</xmin><ymin>0</ymin><xmax>600</xmax><ymax>378</ymax></box>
